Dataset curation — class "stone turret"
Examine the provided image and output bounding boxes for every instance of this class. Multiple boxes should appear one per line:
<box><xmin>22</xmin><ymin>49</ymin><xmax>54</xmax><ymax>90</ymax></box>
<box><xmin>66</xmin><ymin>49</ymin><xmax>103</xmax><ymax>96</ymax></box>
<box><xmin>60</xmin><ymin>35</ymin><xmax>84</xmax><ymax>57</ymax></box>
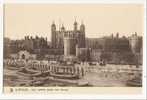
<box><xmin>74</xmin><ymin>20</ymin><xmax>78</xmax><ymax>31</ymax></box>
<box><xmin>80</xmin><ymin>21</ymin><xmax>85</xmax><ymax>33</ymax></box>
<box><xmin>64</xmin><ymin>31</ymin><xmax>77</xmax><ymax>56</ymax></box>
<box><xmin>51</xmin><ymin>21</ymin><xmax>57</xmax><ymax>48</ymax></box>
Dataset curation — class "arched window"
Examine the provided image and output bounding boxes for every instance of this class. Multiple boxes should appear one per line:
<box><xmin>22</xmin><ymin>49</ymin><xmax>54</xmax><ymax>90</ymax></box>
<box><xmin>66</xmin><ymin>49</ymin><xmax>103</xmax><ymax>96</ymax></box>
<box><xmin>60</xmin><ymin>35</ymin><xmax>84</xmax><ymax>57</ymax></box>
<box><xmin>22</xmin><ymin>54</ymin><xmax>25</xmax><ymax>59</ymax></box>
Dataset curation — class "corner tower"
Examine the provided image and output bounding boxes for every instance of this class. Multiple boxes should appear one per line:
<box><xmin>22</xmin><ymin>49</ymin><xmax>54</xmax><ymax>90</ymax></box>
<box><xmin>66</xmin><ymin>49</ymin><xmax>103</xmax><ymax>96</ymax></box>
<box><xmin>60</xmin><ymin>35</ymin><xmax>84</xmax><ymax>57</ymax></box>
<box><xmin>51</xmin><ymin>21</ymin><xmax>56</xmax><ymax>48</ymax></box>
<box><xmin>74</xmin><ymin>20</ymin><xmax>78</xmax><ymax>31</ymax></box>
<box><xmin>79</xmin><ymin>21</ymin><xmax>86</xmax><ymax>48</ymax></box>
<box><xmin>80</xmin><ymin>21</ymin><xmax>85</xmax><ymax>33</ymax></box>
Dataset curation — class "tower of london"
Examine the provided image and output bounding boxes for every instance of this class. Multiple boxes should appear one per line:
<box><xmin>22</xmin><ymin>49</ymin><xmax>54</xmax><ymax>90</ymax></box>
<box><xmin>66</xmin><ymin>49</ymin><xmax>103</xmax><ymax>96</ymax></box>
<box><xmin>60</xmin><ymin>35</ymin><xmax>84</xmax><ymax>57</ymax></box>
<box><xmin>51</xmin><ymin>21</ymin><xmax>85</xmax><ymax>49</ymax></box>
<box><xmin>51</xmin><ymin>20</ymin><xmax>86</xmax><ymax>56</ymax></box>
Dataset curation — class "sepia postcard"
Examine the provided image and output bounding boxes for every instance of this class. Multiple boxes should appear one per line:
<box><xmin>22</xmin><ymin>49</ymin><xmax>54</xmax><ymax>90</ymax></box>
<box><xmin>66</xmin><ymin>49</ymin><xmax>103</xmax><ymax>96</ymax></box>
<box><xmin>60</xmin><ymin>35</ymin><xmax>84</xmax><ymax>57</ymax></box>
<box><xmin>2</xmin><ymin>2</ymin><xmax>146</xmax><ymax>97</ymax></box>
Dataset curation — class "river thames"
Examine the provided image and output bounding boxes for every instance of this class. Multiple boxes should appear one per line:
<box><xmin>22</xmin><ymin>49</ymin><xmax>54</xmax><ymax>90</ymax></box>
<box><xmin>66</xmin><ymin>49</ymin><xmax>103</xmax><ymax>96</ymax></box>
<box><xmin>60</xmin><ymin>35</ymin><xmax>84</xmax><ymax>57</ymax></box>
<box><xmin>4</xmin><ymin>63</ymin><xmax>142</xmax><ymax>87</ymax></box>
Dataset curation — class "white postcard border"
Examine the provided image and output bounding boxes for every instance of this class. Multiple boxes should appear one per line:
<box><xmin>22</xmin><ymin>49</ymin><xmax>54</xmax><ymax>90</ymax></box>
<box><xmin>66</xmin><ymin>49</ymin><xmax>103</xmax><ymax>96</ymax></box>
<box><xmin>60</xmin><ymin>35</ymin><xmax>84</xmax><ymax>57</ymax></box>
<box><xmin>0</xmin><ymin>0</ymin><xmax>146</xmax><ymax>99</ymax></box>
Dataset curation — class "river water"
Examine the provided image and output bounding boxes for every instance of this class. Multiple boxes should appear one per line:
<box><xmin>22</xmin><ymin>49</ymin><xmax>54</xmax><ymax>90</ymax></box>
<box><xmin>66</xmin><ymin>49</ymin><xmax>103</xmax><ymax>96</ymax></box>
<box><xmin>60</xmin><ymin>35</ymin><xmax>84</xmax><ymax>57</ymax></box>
<box><xmin>4</xmin><ymin>64</ymin><xmax>142</xmax><ymax>87</ymax></box>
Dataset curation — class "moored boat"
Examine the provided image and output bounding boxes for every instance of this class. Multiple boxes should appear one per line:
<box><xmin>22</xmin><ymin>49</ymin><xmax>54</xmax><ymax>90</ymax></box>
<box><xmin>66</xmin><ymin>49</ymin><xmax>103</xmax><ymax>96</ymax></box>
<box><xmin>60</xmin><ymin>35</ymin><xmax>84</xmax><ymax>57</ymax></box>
<box><xmin>126</xmin><ymin>77</ymin><xmax>142</xmax><ymax>87</ymax></box>
<box><xmin>50</xmin><ymin>73</ymin><xmax>80</xmax><ymax>79</ymax></box>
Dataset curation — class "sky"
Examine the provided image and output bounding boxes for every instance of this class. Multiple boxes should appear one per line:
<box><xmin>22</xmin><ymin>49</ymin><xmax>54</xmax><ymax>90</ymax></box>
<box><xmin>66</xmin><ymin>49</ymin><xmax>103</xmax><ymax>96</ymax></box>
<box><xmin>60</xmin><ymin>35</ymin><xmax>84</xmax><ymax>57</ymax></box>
<box><xmin>4</xmin><ymin>4</ymin><xmax>144</xmax><ymax>41</ymax></box>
